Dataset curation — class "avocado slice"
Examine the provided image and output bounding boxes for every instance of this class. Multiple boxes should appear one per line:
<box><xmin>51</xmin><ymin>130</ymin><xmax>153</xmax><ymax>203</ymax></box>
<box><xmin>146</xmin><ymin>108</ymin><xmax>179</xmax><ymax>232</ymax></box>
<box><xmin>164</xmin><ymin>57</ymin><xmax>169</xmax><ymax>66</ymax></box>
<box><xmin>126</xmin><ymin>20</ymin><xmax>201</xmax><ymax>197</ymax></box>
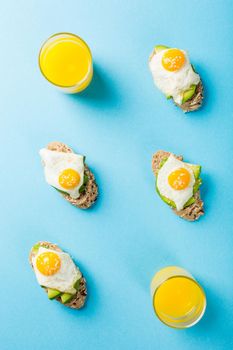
<box><xmin>159</xmin><ymin>157</ymin><xmax>168</xmax><ymax>169</ymax></box>
<box><xmin>189</xmin><ymin>165</ymin><xmax>201</xmax><ymax>179</ymax></box>
<box><xmin>154</xmin><ymin>45</ymin><xmax>169</xmax><ymax>54</ymax></box>
<box><xmin>73</xmin><ymin>278</ymin><xmax>81</xmax><ymax>291</ymax></box>
<box><xmin>79</xmin><ymin>174</ymin><xmax>89</xmax><ymax>194</ymax></box>
<box><xmin>184</xmin><ymin>196</ymin><xmax>196</xmax><ymax>207</ymax></box>
<box><xmin>32</xmin><ymin>243</ymin><xmax>40</xmax><ymax>254</ymax></box>
<box><xmin>61</xmin><ymin>293</ymin><xmax>74</xmax><ymax>304</ymax></box>
<box><xmin>47</xmin><ymin>288</ymin><xmax>62</xmax><ymax>300</ymax></box>
<box><xmin>193</xmin><ymin>178</ymin><xmax>202</xmax><ymax>193</ymax></box>
<box><xmin>182</xmin><ymin>85</ymin><xmax>197</xmax><ymax>104</ymax></box>
<box><xmin>32</xmin><ymin>242</ymin><xmax>51</xmax><ymax>255</ymax></box>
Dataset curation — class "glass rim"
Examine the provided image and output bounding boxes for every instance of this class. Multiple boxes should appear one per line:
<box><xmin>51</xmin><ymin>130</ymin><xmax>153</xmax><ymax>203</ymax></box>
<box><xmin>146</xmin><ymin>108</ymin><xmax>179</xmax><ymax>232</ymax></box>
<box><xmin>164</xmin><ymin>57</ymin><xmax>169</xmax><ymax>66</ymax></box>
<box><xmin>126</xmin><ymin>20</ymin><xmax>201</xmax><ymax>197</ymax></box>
<box><xmin>152</xmin><ymin>275</ymin><xmax>206</xmax><ymax>329</ymax></box>
<box><xmin>38</xmin><ymin>32</ymin><xmax>93</xmax><ymax>89</ymax></box>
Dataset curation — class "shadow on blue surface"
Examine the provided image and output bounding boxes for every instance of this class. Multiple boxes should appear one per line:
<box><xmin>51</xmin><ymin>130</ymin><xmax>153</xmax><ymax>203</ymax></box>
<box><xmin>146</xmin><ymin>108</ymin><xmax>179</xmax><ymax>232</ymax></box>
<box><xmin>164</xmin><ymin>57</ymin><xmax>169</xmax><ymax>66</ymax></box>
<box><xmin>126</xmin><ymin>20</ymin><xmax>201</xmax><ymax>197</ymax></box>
<box><xmin>68</xmin><ymin>64</ymin><xmax>121</xmax><ymax>110</ymax></box>
<box><xmin>191</xmin><ymin>63</ymin><xmax>216</xmax><ymax>118</ymax></box>
<box><xmin>64</xmin><ymin>256</ymin><xmax>101</xmax><ymax>318</ymax></box>
<box><xmin>186</xmin><ymin>280</ymin><xmax>231</xmax><ymax>348</ymax></box>
<box><xmin>201</xmin><ymin>172</ymin><xmax>217</xmax><ymax>217</ymax></box>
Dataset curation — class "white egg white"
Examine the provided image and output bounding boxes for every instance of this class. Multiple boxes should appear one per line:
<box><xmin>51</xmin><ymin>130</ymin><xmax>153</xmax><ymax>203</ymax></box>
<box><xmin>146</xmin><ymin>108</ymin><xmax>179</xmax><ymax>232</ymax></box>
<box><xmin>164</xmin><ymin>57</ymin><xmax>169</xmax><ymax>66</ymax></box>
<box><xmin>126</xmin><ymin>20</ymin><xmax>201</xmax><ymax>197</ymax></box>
<box><xmin>39</xmin><ymin>148</ymin><xmax>84</xmax><ymax>199</ymax></box>
<box><xmin>157</xmin><ymin>155</ymin><xmax>195</xmax><ymax>211</ymax></box>
<box><xmin>149</xmin><ymin>49</ymin><xmax>200</xmax><ymax>104</ymax></box>
<box><xmin>32</xmin><ymin>247</ymin><xmax>81</xmax><ymax>294</ymax></box>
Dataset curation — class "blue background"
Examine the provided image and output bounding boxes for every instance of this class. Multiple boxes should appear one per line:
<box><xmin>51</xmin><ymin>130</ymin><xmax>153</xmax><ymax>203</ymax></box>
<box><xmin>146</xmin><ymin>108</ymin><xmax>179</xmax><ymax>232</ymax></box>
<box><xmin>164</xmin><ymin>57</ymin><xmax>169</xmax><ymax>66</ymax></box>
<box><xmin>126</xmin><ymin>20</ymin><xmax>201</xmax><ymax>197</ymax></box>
<box><xmin>0</xmin><ymin>1</ymin><xmax>232</xmax><ymax>349</ymax></box>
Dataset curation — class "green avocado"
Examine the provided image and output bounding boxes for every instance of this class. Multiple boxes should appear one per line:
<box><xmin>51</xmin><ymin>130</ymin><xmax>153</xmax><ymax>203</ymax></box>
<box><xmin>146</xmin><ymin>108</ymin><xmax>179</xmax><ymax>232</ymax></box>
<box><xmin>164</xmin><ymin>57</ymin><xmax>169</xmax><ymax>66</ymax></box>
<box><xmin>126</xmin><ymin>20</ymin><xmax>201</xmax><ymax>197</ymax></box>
<box><xmin>189</xmin><ymin>164</ymin><xmax>201</xmax><ymax>179</ymax></box>
<box><xmin>61</xmin><ymin>293</ymin><xmax>74</xmax><ymax>304</ymax></box>
<box><xmin>32</xmin><ymin>243</ymin><xmax>40</xmax><ymax>254</ymax></box>
<box><xmin>182</xmin><ymin>85</ymin><xmax>197</xmax><ymax>104</ymax></box>
<box><xmin>193</xmin><ymin>178</ymin><xmax>202</xmax><ymax>193</ymax></box>
<box><xmin>32</xmin><ymin>242</ymin><xmax>51</xmax><ymax>254</ymax></box>
<box><xmin>154</xmin><ymin>45</ymin><xmax>169</xmax><ymax>54</ymax></box>
<box><xmin>47</xmin><ymin>288</ymin><xmax>62</xmax><ymax>300</ymax></box>
<box><xmin>73</xmin><ymin>278</ymin><xmax>81</xmax><ymax>291</ymax></box>
<box><xmin>79</xmin><ymin>174</ymin><xmax>89</xmax><ymax>194</ymax></box>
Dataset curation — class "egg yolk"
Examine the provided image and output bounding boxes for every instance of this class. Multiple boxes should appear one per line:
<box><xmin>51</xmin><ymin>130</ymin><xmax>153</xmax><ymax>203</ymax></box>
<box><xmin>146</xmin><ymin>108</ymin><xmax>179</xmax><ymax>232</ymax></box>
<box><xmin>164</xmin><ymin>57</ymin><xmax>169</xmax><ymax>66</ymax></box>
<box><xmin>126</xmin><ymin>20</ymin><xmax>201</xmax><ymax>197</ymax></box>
<box><xmin>168</xmin><ymin>168</ymin><xmax>191</xmax><ymax>190</ymax></box>
<box><xmin>59</xmin><ymin>168</ymin><xmax>81</xmax><ymax>190</ymax></box>
<box><xmin>36</xmin><ymin>252</ymin><xmax>61</xmax><ymax>276</ymax></box>
<box><xmin>162</xmin><ymin>49</ymin><xmax>185</xmax><ymax>72</ymax></box>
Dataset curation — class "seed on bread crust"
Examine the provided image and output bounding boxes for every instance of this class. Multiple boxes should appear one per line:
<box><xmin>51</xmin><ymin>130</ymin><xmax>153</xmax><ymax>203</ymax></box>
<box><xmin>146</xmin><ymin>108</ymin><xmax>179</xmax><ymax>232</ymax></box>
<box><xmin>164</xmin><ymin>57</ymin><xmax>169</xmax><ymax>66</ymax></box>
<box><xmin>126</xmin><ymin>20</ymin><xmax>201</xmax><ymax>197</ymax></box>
<box><xmin>46</xmin><ymin>141</ymin><xmax>98</xmax><ymax>209</ymax></box>
<box><xmin>29</xmin><ymin>241</ymin><xmax>87</xmax><ymax>309</ymax></box>
<box><xmin>152</xmin><ymin>150</ymin><xmax>204</xmax><ymax>221</ymax></box>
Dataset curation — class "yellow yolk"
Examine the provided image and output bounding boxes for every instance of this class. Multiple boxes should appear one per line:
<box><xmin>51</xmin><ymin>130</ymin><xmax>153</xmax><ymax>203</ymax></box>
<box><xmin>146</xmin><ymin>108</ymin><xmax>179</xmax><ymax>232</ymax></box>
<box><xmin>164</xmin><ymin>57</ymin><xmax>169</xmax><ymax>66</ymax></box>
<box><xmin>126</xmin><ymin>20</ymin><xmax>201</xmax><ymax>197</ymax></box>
<box><xmin>59</xmin><ymin>168</ymin><xmax>81</xmax><ymax>190</ymax></box>
<box><xmin>154</xmin><ymin>277</ymin><xmax>205</xmax><ymax>320</ymax></box>
<box><xmin>162</xmin><ymin>49</ymin><xmax>185</xmax><ymax>72</ymax></box>
<box><xmin>36</xmin><ymin>252</ymin><xmax>61</xmax><ymax>276</ymax></box>
<box><xmin>168</xmin><ymin>168</ymin><xmax>191</xmax><ymax>190</ymax></box>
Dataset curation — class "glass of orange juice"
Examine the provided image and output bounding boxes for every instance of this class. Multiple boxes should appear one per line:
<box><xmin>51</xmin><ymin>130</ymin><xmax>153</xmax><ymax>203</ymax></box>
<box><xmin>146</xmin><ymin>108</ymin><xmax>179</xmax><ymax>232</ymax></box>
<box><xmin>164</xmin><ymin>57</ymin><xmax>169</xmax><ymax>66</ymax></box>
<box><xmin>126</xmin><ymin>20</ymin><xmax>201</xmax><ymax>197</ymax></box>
<box><xmin>151</xmin><ymin>266</ymin><xmax>206</xmax><ymax>328</ymax></box>
<box><xmin>39</xmin><ymin>32</ymin><xmax>93</xmax><ymax>93</ymax></box>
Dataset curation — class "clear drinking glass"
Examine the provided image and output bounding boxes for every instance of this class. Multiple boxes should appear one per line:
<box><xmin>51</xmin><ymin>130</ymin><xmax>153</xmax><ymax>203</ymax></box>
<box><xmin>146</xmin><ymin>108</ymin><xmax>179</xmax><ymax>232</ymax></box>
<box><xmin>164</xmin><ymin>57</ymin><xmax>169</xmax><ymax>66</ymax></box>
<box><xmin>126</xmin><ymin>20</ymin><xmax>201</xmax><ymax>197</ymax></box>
<box><xmin>39</xmin><ymin>32</ymin><xmax>93</xmax><ymax>93</ymax></box>
<box><xmin>151</xmin><ymin>266</ymin><xmax>206</xmax><ymax>328</ymax></box>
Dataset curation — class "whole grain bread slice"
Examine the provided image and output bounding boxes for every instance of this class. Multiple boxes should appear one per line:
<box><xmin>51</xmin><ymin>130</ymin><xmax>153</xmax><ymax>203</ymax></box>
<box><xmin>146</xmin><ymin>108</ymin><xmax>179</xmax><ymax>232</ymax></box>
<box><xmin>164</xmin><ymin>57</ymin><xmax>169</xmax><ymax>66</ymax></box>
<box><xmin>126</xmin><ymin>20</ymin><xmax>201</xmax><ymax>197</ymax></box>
<box><xmin>149</xmin><ymin>50</ymin><xmax>204</xmax><ymax>113</ymax></box>
<box><xmin>29</xmin><ymin>241</ymin><xmax>87</xmax><ymax>309</ymax></box>
<box><xmin>152</xmin><ymin>150</ymin><xmax>204</xmax><ymax>221</ymax></box>
<box><xmin>46</xmin><ymin>141</ymin><xmax>98</xmax><ymax>209</ymax></box>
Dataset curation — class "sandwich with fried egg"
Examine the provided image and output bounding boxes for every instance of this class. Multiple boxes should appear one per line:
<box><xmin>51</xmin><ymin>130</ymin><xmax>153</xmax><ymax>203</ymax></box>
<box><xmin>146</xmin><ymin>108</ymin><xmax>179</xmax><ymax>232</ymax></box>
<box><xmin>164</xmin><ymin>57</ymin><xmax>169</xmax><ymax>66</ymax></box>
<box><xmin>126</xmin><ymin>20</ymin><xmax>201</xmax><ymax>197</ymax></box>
<box><xmin>149</xmin><ymin>45</ymin><xmax>203</xmax><ymax>112</ymax></box>
<box><xmin>29</xmin><ymin>241</ymin><xmax>87</xmax><ymax>309</ymax></box>
<box><xmin>39</xmin><ymin>141</ymin><xmax>98</xmax><ymax>209</ymax></box>
<box><xmin>152</xmin><ymin>150</ymin><xmax>204</xmax><ymax>221</ymax></box>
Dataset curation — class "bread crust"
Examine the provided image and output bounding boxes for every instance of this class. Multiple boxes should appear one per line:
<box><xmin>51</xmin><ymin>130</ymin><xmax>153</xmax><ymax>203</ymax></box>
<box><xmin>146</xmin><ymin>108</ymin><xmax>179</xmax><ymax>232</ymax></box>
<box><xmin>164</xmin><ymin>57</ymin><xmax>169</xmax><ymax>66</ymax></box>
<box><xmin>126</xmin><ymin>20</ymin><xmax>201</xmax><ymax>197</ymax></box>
<box><xmin>29</xmin><ymin>241</ymin><xmax>87</xmax><ymax>309</ymax></box>
<box><xmin>46</xmin><ymin>141</ymin><xmax>98</xmax><ymax>209</ymax></box>
<box><xmin>152</xmin><ymin>150</ymin><xmax>204</xmax><ymax>221</ymax></box>
<box><xmin>149</xmin><ymin>50</ymin><xmax>203</xmax><ymax>112</ymax></box>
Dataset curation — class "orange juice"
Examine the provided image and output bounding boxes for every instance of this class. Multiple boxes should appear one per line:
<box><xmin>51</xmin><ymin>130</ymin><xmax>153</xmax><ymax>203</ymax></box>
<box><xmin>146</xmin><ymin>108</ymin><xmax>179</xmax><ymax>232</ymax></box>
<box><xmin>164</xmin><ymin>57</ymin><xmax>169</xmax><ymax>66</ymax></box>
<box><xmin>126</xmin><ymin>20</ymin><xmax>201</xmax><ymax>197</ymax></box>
<box><xmin>151</xmin><ymin>266</ymin><xmax>206</xmax><ymax>328</ymax></box>
<box><xmin>39</xmin><ymin>33</ymin><xmax>93</xmax><ymax>93</ymax></box>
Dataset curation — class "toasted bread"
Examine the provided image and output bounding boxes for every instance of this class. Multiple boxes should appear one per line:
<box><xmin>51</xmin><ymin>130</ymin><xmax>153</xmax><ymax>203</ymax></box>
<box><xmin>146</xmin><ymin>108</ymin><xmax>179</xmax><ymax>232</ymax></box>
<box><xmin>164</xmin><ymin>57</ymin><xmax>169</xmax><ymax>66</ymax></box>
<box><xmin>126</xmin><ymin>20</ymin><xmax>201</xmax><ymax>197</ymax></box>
<box><xmin>152</xmin><ymin>150</ymin><xmax>204</xmax><ymax>221</ymax></box>
<box><xmin>149</xmin><ymin>49</ymin><xmax>203</xmax><ymax>113</ymax></box>
<box><xmin>45</xmin><ymin>141</ymin><xmax>98</xmax><ymax>209</ymax></box>
<box><xmin>29</xmin><ymin>241</ymin><xmax>87</xmax><ymax>309</ymax></box>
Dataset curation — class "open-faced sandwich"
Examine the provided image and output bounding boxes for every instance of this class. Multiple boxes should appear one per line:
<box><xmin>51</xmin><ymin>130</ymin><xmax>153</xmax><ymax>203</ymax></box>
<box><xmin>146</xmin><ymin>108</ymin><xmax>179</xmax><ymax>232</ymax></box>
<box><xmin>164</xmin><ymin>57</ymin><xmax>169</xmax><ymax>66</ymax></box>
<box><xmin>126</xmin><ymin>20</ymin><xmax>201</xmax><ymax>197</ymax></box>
<box><xmin>39</xmin><ymin>141</ymin><xmax>98</xmax><ymax>209</ymax></box>
<box><xmin>149</xmin><ymin>45</ymin><xmax>203</xmax><ymax>112</ymax></box>
<box><xmin>29</xmin><ymin>241</ymin><xmax>87</xmax><ymax>309</ymax></box>
<box><xmin>152</xmin><ymin>151</ymin><xmax>204</xmax><ymax>221</ymax></box>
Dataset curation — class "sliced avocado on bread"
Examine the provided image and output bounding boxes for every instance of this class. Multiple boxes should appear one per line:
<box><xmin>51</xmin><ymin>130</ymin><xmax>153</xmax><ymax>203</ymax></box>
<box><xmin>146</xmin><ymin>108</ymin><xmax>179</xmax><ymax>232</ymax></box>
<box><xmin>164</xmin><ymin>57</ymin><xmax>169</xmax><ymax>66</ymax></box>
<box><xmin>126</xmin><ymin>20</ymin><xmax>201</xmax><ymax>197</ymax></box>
<box><xmin>29</xmin><ymin>241</ymin><xmax>87</xmax><ymax>309</ymax></box>
<box><xmin>41</xmin><ymin>141</ymin><xmax>98</xmax><ymax>209</ymax></box>
<box><xmin>47</xmin><ymin>288</ymin><xmax>62</xmax><ymax>300</ymax></box>
<box><xmin>152</xmin><ymin>150</ymin><xmax>204</xmax><ymax>221</ymax></box>
<box><xmin>149</xmin><ymin>45</ymin><xmax>204</xmax><ymax>113</ymax></box>
<box><xmin>61</xmin><ymin>293</ymin><xmax>75</xmax><ymax>304</ymax></box>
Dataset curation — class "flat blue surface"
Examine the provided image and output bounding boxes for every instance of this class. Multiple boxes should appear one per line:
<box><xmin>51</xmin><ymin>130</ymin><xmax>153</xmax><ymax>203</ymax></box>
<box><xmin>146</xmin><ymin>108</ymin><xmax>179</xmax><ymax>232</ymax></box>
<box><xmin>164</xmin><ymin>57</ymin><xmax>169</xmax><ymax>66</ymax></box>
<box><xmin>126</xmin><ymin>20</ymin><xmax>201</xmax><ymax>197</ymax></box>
<box><xmin>0</xmin><ymin>1</ymin><xmax>233</xmax><ymax>349</ymax></box>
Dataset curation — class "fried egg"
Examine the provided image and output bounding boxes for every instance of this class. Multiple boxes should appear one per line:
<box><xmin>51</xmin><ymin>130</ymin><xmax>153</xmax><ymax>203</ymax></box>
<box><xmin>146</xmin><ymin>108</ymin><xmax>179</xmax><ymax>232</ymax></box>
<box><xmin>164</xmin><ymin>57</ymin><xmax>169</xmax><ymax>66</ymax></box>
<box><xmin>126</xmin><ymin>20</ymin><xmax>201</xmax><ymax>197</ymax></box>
<box><xmin>39</xmin><ymin>148</ymin><xmax>84</xmax><ymax>199</ymax></box>
<box><xmin>157</xmin><ymin>155</ymin><xmax>195</xmax><ymax>210</ymax></box>
<box><xmin>149</xmin><ymin>48</ymin><xmax>200</xmax><ymax>104</ymax></box>
<box><xmin>32</xmin><ymin>247</ymin><xmax>81</xmax><ymax>294</ymax></box>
